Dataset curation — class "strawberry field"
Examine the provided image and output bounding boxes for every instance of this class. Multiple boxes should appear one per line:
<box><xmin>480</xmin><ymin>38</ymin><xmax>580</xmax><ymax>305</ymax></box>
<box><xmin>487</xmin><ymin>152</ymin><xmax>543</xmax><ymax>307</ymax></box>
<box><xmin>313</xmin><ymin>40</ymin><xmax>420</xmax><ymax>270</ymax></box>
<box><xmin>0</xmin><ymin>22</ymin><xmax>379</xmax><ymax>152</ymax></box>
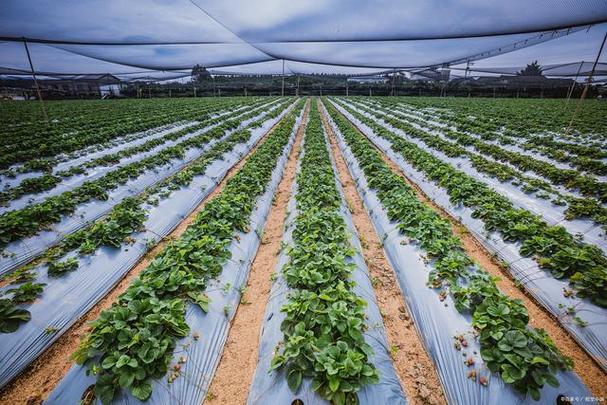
<box><xmin>0</xmin><ymin>96</ymin><xmax>605</xmax><ymax>404</ymax></box>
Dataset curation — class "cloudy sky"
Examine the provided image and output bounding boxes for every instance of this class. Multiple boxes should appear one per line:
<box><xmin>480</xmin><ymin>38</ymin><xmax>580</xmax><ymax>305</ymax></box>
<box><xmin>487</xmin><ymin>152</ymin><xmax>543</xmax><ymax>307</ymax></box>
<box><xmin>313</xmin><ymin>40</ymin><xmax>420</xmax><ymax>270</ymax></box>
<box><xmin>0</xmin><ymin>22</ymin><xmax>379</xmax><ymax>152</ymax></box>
<box><xmin>0</xmin><ymin>0</ymin><xmax>606</xmax><ymax>76</ymax></box>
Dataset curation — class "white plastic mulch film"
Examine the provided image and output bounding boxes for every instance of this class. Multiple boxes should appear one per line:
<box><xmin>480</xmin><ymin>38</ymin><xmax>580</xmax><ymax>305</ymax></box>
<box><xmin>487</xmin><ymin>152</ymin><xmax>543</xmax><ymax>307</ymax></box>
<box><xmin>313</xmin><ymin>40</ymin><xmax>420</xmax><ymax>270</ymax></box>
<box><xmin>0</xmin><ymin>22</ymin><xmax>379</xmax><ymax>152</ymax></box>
<box><xmin>0</xmin><ymin>100</ymin><xmax>284</xmax><ymax>277</ymax></box>
<box><xmin>1</xmin><ymin>1</ymin><xmax>606</xmax><ymax>77</ymax></box>
<box><xmin>45</xmin><ymin>104</ymin><xmax>304</xmax><ymax>405</ymax></box>
<box><xmin>340</xmin><ymin>99</ymin><xmax>606</xmax><ymax>253</ymax></box>
<box><xmin>328</xmin><ymin>98</ymin><xmax>607</xmax><ymax>373</ymax></box>
<box><xmin>0</xmin><ymin>100</ymin><xmax>274</xmax><ymax>215</ymax></box>
<box><xmin>247</xmin><ymin>120</ymin><xmax>407</xmax><ymax>404</ymax></box>
<box><xmin>0</xmin><ymin>100</ymin><xmax>298</xmax><ymax>390</ymax></box>
<box><xmin>320</xmin><ymin>100</ymin><xmax>593</xmax><ymax>404</ymax></box>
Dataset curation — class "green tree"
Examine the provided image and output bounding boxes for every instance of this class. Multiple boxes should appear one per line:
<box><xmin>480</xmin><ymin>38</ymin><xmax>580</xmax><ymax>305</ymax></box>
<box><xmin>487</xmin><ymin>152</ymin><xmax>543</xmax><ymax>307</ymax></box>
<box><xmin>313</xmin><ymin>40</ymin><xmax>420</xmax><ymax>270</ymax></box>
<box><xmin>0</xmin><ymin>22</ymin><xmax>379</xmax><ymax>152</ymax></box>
<box><xmin>191</xmin><ymin>64</ymin><xmax>211</xmax><ymax>83</ymax></box>
<box><xmin>518</xmin><ymin>61</ymin><xmax>543</xmax><ymax>76</ymax></box>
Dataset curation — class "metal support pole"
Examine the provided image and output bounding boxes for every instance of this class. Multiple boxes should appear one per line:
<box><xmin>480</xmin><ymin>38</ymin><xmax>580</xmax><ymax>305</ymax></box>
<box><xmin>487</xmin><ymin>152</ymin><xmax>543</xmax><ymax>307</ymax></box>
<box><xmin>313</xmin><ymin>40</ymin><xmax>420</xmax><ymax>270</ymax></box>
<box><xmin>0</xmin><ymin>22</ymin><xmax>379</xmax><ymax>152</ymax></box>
<box><xmin>23</xmin><ymin>38</ymin><xmax>48</xmax><ymax>123</ymax></box>
<box><xmin>390</xmin><ymin>69</ymin><xmax>396</xmax><ymax>96</ymax></box>
<box><xmin>566</xmin><ymin>32</ymin><xmax>607</xmax><ymax>134</ymax></box>
<box><xmin>345</xmin><ymin>77</ymin><xmax>349</xmax><ymax>96</ymax></box>
<box><xmin>281</xmin><ymin>59</ymin><xmax>285</xmax><ymax>97</ymax></box>
<box><xmin>194</xmin><ymin>87</ymin><xmax>197</xmax><ymax>98</ymax></box>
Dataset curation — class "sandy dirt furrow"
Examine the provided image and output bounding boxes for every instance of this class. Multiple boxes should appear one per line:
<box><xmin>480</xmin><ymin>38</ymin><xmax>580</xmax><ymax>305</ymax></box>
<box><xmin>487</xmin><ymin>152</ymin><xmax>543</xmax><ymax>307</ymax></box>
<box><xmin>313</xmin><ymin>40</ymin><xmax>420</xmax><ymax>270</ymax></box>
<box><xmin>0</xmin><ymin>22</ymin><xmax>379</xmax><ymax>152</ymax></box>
<box><xmin>320</xmin><ymin>100</ymin><xmax>447</xmax><ymax>405</ymax></box>
<box><xmin>0</xmin><ymin>105</ymin><xmax>300</xmax><ymax>405</ymax></box>
<box><xmin>327</xmin><ymin>100</ymin><xmax>607</xmax><ymax>398</ymax></box>
<box><xmin>204</xmin><ymin>100</ymin><xmax>309</xmax><ymax>404</ymax></box>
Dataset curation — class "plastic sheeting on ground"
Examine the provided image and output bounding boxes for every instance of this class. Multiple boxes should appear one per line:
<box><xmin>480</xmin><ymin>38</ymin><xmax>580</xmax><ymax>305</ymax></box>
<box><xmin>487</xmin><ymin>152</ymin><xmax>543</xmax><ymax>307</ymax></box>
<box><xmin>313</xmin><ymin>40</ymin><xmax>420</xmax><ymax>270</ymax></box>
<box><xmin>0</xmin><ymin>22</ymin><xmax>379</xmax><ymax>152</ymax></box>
<box><xmin>339</xmin><ymin>99</ymin><xmax>607</xmax><ymax>254</ymax></box>
<box><xmin>322</xmin><ymin>100</ymin><xmax>594</xmax><ymax>403</ymax></box>
<box><xmin>375</xmin><ymin>100</ymin><xmax>607</xmax><ymax>200</ymax></box>
<box><xmin>0</xmin><ymin>122</ymin><xmax>196</xmax><ymax>191</ymax></box>
<box><xmin>248</xmin><ymin>129</ymin><xmax>407</xmax><ymax>404</ymax></box>
<box><xmin>0</xmin><ymin>101</ymin><xmax>290</xmax><ymax>277</ymax></box>
<box><xmin>0</xmin><ymin>102</ymin><xmax>297</xmax><ymax>390</ymax></box>
<box><xmin>327</xmin><ymin>99</ymin><xmax>607</xmax><ymax>375</ymax></box>
<box><xmin>0</xmin><ymin>100</ymin><xmax>277</xmax><ymax>214</ymax></box>
<box><xmin>0</xmin><ymin>100</ymin><xmax>299</xmax><ymax>390</ymax></box>
<box><xmin>44</xmin><ymin>104</ymin><xmax>303</xmax><ymax>405</ymax></box>
<box><xmin>0</xmin><ymin>101</ymin><xmax>267</xmax><ymax>192</ymax></box>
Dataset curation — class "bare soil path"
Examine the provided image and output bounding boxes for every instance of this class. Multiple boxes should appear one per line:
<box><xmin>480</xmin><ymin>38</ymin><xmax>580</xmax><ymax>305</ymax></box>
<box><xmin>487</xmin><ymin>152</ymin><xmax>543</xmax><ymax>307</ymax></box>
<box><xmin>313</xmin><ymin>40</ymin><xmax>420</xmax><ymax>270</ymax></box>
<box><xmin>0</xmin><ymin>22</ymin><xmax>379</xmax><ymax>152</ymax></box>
<box><xmin>0</xmin><ymin>105</ymin><xmax>299</xmax><ymax>405</ymax></box>
<box><xmin>325</xmin><ymin>99</ymin><xmax>607</xmax><ymax>398</ymax></box>
<box><xmin>205</xmin><ymin>100</ymin><xmax>309</xmax><ymax>405</ymax></box>
<box><xmin>321</xmin><ymin>100</ymin><xmax>447</xmax><ymax>405</ymax></box>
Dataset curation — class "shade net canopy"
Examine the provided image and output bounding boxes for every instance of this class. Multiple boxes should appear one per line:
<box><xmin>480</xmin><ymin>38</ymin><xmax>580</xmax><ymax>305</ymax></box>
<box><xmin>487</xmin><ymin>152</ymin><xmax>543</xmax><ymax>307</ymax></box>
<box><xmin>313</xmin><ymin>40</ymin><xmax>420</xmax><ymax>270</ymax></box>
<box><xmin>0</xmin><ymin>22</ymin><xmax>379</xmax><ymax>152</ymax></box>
<box><xmin>0</xmin><ymin>0</ymin><xmax>606</xmax><ymax>78</ymax></box>
<box><xmin>450</xmin><ymin>62</ymin><xmax>607</xmax><ymax>77</ymax></box>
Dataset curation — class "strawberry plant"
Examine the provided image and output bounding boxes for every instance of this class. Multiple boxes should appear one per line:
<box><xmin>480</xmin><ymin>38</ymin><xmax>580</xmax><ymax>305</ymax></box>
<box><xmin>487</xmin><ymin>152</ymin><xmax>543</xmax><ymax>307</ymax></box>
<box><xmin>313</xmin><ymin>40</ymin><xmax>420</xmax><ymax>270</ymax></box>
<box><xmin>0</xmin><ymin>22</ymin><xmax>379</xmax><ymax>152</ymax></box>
<box><xmin>325</xmin><ymin>99</ymin><xmax>573</xmax><ymax>400</ymax></box>
<box><xmin>71</xmin><ymin>100</ymin><xmax>304</xmax><ymax>403</ymax></box>
<box><xmin>272</xmin><ymin>103</ymin><xmax>377</xmax><ymax>404</ymax></box>
<box><xmin>0</xmin><ymin>298</ymin><xmax>31</xmax><ymax>333</ymax></box>
<box><xmin>47</xmin><ymin>257</ymin><xmax>79</xmax><ymax>277</ymax></box>
<box><xmin>334</xmin><ymin>99</ymin><xmax>607</xmax><ymax>308</ymax></box>
<box><xmin>7</xmin><ymin>282</ymin><xmax>46</xmax><ymax>303</ymax></box>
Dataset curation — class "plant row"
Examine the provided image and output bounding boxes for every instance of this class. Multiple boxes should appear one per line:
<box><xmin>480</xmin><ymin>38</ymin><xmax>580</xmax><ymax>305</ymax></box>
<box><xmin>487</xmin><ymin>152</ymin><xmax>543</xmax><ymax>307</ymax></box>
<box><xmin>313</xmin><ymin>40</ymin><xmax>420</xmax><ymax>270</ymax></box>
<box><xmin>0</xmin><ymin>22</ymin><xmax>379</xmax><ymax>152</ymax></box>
<box><xmin>382</xmin><ymin>98</ymin><xmax>607</xmax><ymax>176</ymax></box>
<box><xmin>330</xmin><ymin>100</ymin><xmax>607</xmax><ymax>307</ymax></box>
<box><xmin>0</xmin><ymin>101</ymin><xmax>300</xmax><ymax>334</ymax></box>
<box><xmin>431</xmin><ymin>105</ymin><xmax>607</xmax><ymax>160</ymax></box>
<box><xmin>356</xmin><ymin>99</ymin><xmax>607</xmax><ymax>203</ymax></box>
<box><xmin>0</xmin><ymin>99</ymin><xmax>292</xmax><ymax>247</ymax></box>
<box><xmin>0</xmin><ymin>99</ymin><xmax>271</xmax><ymax>205</ymax></box>
<box><xmin>69</xmin><ymin>99</ymin><xmax>303</xmax><ymax>403</ymax></box>
<box><xmin>0</xmin><ymin>99</ymin><xmax>300</xmax><ymax>333</ymax></box>
<box><xmin>0</xmin><ymin>98</ymin><xmax>266</xmax><ymax>170</ymax></box>
<box><xmin>324</xmin><ymin>100</ymin><xmax>574</xmax><ymax>400</ymax></box>
<box><xmin>0</xmin><ymin>196</ymin><xmax>145</xmax><ymax>333</ymax></box>
<box><xmin>271</xmin><ymin>103</ymin><xmax>378</xmax><ymax>405</ymax></box>
<box><xmin>395</xmin><ymin>97</ymin><xmax>607</xmax><ymax>150</ymax></box>
<box><xmin>351</xmin><ymin>99</ymin><xmax>607</xmax><ymax>230</ymax></box>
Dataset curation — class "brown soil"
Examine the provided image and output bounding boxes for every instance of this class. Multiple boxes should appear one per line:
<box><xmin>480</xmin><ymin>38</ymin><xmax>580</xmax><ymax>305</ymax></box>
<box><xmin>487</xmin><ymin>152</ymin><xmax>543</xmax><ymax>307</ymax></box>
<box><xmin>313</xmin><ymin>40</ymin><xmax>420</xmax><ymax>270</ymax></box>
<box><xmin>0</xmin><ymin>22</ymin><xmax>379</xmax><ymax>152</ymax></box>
<box><xmin>0</xmin><ymin>105</ymin><xmax>298</xmax><ymax>405</ymax></box>
<box><xmin>204</xmin><ymin>100</ymin><xmax>310</xmax><ymax>405</ymax></box>
<box><xmin>320</xmin><ymin>100</ymin><xmax>447</xmax><ymax>405</ymax></box>
<box><xmin>327</xmin><ymin>101</ymin><xmax>607</xmax><ymax>398</ymax></box>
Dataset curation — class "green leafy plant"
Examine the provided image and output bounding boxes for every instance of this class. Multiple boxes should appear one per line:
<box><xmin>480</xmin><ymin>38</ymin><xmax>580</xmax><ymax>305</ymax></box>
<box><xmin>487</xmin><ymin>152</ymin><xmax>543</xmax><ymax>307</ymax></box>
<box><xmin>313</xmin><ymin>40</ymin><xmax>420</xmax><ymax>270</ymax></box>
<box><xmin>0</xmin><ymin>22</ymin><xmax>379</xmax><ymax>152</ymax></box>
<box><xmin>271</xmin><ymin>102</ymin><xmax>377</xmax><ymax>404</ymax></box>
<box><xmin>71</xmin><ymin>100</ymin><xmax>304</xmax><ymax>403</ymax></box>
<box><xmin>48</xmin><ymin>257</ymin><xmax>79</xmax><ymax>277</ymax></box>
<box><xmin>325</xmin><ymin>99</ymin><xmax>573</xmax><ymax>400</ymax></box>
<box><xmin>0</xmin><ymin>298</ymin><xmax>31</xmax><ymax>333</ymax></box>
<box><xmin>8</xmin><ymin>282</ymin><xmax>46</xmax><ymax>303</ymax></box>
